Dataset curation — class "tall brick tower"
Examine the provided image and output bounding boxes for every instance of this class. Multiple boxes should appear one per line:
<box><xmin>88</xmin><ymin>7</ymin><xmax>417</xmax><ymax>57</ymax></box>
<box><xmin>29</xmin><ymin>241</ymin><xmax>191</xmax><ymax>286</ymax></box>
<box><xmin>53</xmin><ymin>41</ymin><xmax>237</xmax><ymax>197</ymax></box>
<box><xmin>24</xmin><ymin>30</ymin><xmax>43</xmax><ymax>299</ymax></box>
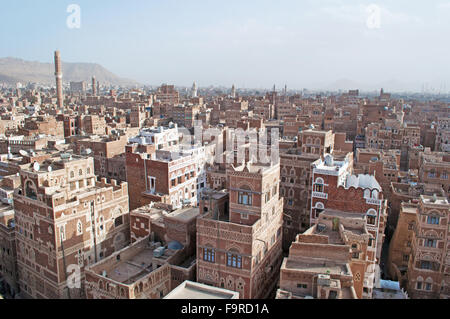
<box><xmin>92</xmin><ymin>76</ymin><xmax>97</xmax><ymax>96</ymax></box>
<box><xmin>54</xmin><ymin>50</ymin><xmax>63</xmax><ymax>108</ymax></box>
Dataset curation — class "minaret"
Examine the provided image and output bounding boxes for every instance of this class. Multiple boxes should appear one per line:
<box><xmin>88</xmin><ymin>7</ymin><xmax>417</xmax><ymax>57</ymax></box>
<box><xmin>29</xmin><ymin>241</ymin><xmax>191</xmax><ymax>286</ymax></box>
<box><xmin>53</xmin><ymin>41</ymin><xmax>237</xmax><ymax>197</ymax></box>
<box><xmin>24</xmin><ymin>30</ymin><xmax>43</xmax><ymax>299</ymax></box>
<box><xmin>92</xmin><ymin>76</ymin><xmax>97</xmax><ymax>96</ymax></box>
<box><xmin>191</xmin><ymin>81</ymin><xmax>198</xmax><ymax>98</ymax></box>
<box><xmin>231</xmin><ymin>84</ymin><xmax>236</xmax><ymax>98</ymax></box>
<box><xmin>54</xmin><ymin>50</ymin><xmax>63</xmax><ymax>108</ymax></box>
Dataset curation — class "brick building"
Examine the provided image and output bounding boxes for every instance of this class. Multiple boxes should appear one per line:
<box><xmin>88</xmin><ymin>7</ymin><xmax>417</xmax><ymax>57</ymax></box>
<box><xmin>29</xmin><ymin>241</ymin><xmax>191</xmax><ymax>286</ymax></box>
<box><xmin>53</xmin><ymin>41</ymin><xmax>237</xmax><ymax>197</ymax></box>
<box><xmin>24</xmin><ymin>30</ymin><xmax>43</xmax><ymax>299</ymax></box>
<box><xmin>310</xmin><ymin>154</ymin><xmax>388</xmax><ymax>298</ymax></box>
<box><xmin>196</xmin><ymin>160</ymin><xmax>283</xmax><ymax>299</ymax></box>
<box><xmin>13</xmin><ymin>154</ymin><xmax>130</xmax><ymax>299</ymax></box>
<box><xmin>406</xmin><ymin>195</ymin><xmax>449</xmax><ymax>299</ymax></box>
<box><xmin>126</xmin><ymin>135</ymin><xmax>207</xmax><ymax>211</ymax></box>
<box><xmin>0</xmin><ymin>203</ymin><xmax>18</xmax><ymax>298</ymax></box>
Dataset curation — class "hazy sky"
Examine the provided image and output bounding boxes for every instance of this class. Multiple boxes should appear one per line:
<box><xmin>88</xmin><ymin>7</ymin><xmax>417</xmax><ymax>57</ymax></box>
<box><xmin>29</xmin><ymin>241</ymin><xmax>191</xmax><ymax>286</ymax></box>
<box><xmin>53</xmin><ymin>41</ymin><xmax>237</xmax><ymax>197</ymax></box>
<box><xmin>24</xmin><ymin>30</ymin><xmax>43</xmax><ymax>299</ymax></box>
<box><xmin>1</xmin><ymin>0</ymin><xmax>450</xmax><ymax>91</ymax></box>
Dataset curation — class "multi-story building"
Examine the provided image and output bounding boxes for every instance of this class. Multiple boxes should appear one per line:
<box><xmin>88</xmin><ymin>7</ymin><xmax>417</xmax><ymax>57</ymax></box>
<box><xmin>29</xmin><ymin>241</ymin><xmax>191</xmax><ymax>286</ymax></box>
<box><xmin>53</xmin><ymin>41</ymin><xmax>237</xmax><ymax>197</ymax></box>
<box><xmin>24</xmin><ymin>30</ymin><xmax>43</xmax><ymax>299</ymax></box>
<box><xmin>310</xmin><ymin>154</ymin><xmax>388</xmax><ymax>298</ymax></box>
<box><xmin>406</xmin><ymin>195</ymin><xmax>449</xmax><ymax>299</ymax></box>
<box><xmin>13</xmin><ymin>154</ymin><xmax>130</xmax><ymax>299</ymax></box>
<box><xmin>435</xmin><ymin>118</ymin><xmax>450</xmax><ymax>152</ymax></box>
<box><xmin>387</xmin><ymin>202</ymin><xmax>418</xmax><ymax>286</ymax></box>
<box><xmin>72</xmin><ymin>135</ymin><xmax>128</xmax><ymax>182</ymax></box>
<box><xmin>280</xmin><ymin>130</ymin><xmax>354</xmax><ymax>250</ymax></box>
<box><xmin>196</xmin><ymin>160</ymin><xmax>283</xmax><ymax>299</ymax></box>
<box><xmin>126</xmin><ymin>144</ymin><xmax>207</xmax><ymax>211</ymax></box>
<box><xmin>418</xmin><ymin>150</ymin><xmax>450</xmax><ymax>194</ymax></box>
<box><xmin>85</xmin><ymin>206</ymin><xmax>199</xmax><ymax>299</ymax></box>
<box><xmin>155</xmin><ymin>84</ymin><xmax>180</xmax><ymax>106</ymax></box>
<box><xmin>0</xmin><ymin>202</ymin><xmax>18</xmax><ymax>298</ymax></box>
<box><xmin>277</xmin><ymin>210</ymin><xmax>376</xmax><ymax>299</ymax></box>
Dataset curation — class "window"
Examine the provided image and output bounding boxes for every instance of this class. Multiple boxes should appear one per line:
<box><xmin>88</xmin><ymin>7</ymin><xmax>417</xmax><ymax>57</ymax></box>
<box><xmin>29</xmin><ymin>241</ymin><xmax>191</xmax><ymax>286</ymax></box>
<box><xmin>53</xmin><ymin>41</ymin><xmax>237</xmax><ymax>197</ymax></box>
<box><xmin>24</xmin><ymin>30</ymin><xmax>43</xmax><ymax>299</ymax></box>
<box><xmin>427</xmin><ymin>216</ymin><xmax>440</xmax><ymax>225</ymax></box>
<box><xmin>372</xmin><ymin>190</ymin><xmax>379</xmax><ymax>199</ymax></box>
<box><xmin>408</xmin><ymin>223</ymin><xmax>415</xmax><ymax>231</ymax></box>
<box><xmin>241</xmin><ymin>213</ymin><xmax>249</xmax><ymax>220</ymax></box>
<box><xmin>420</xmin><ymin>261</ymin><xmax>432</xmax><ymax>270</ymax></box>
<box><xmin>227</xmin><ymin>252</ymin><xmax>242</xmax><ymax>269</ymax></box>
<box><xmin>425</xmin><ymin>239</ymin><xmax>437</xmax><ymax>248</ymax></box>
<box><xmin>115</xmin><ymin>216</ymin><xmax>123</xmax><ymax>227</ymax></box>
<box><xmin>149</xmin><ymin>177</ymin><xmax>156</xmax><ymax>190</ymax></box>
<box><xmin>297</xmin><ymin>284</ymin><xmax>307</xmax><ymax>289</ymax></box>
<box><xmin>77</xmin><ymin>220</ymin><xmax>83</xmax><ymax>235</ymax></box>
<box><xmin>203</xmin><ymin>248</ymin><xmax>215</xmax><ymax>263</ymax></box>
<box><xmin>425</xmin><ymin>283</ymin><xmax>432</xmax><ymax>291</ymax></box>
<box><xmin>403</xmin><ymin>254</ymin><xmax>410</xmax><ymax>262</ymax></box>
<box><xmin>314</xmin><ymin>202</ymin><xmax>324</xmax><ymax>218</ymax></box>
<box><xmin>171</xmin><ymin>179</ymin><xmax>176</xmax><ymax>187</ymax></box>
<box><xmin>416</xmin><ymin>281</ymin><xmax>423</xmax><ymax>290</ymax></box>
<box><xmin>367</xmin><ymin>210</ymin><xmax>377</xmax><ymax>225</ymax></box>
<box><xmin>238</xmin><ymin>191</ymin><xmax>252</xmax><ymax>206</ymax></box>
<box><xmin>314</xmin><ymin>178</ymin><xmax>324</xmax><ymax>192</ymax></box>
<box><xmin>59</xmin><ymin>226</ymin><xmax>66</xmax><ymax>241</ymax></box>
<box><xmin>352</xmin><ymin>252</ymin><xmax>360</xmax><ymax>259</ymax></box>
<box><xmin>367</xmin><ymin>215</ymin><xmax>376</xmax><ymax>225</ymax></box>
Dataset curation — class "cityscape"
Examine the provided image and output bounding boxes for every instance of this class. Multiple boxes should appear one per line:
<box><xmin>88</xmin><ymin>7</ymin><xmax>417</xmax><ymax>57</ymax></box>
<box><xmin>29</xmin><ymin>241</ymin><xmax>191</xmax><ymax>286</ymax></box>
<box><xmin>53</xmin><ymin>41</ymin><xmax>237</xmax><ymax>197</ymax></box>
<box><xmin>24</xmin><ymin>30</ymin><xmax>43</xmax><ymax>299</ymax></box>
<box><xmin>0</xmin><ymin>1</ymin><xmax>449</xmax><ymax>303</ymax></box>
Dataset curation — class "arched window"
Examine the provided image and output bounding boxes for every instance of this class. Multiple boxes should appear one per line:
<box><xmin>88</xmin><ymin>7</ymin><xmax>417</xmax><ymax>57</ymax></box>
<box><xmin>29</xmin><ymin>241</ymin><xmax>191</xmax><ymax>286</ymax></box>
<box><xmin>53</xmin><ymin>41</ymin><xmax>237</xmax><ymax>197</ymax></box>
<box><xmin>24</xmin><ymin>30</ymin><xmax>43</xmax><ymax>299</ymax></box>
<box><xmin>364</xmin><ymin>189</ymin><xmax>371</xmax><ymax>199</ymax></box>
<box><xmin>114</xmin><ymin>216</ymin><xmax>123</xmax><ymax>227</ymax></box>
<box><xmin>367</xmin><ymin>209</ymin><xmax>377</xmax><ymax>226</ymax></box>
<box><xmin>314</xmin><ymin>202</ymin><xmax>325</xmax><ymax>218</ymax></box>
<box><xmin>289</xmin><ymin>188</ymin><xmax>294</xmax><ymax>198</ymax></box>
<box><xmin>314</xmin><ymin>178</ymin><xmax>324</xmax><ymax>192</ymax></box>
<box><xmin>372</xmin><ymin>190</ymin><xmax>379</xmax><ymax>199</ymax></box>
<box><xmin>416</xmin><ymin>277</ymin><xmax>423</xmax><ymax>290</ymax></box>
<box><xmin>425</xmin><ymin>278</ymin><xmax>433</xmax><ymax>291</ymax></box>
<box><xmin>70</xmin><ymin>171</ymin><xmax>74</xmax><ymax>178</ymax></box>
<box><xmin>79</xmin><ymin>169</ymin><xmax>83</xmax><ymax>176</ymax></box>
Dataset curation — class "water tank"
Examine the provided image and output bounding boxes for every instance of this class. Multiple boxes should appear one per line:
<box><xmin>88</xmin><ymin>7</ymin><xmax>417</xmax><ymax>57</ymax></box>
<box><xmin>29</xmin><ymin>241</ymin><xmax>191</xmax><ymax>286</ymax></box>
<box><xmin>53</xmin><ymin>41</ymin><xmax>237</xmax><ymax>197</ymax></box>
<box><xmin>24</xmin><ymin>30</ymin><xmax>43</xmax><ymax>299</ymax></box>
<box><xmin>153</xmin><ymin>246</ymin><xmax>166</xmax><ymax>258</ymax></box>
<box><xmin>168</xmin><ymin>241</ymin><xmax>184</xmax><ymax>251</ymax></box>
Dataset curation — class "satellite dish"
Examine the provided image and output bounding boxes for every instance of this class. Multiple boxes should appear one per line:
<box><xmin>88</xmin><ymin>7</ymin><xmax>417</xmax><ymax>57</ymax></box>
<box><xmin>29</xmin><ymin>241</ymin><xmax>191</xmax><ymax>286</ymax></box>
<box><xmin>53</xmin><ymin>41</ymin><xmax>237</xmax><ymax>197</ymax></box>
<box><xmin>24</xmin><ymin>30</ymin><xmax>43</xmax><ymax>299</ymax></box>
<box><xmin>19</xmin><ymin>150</ymin><xmax>29</xmax><ymax>157</ymax></box>
<box><xmin>33</xmin><ymin>162</ymin><xmax>40</xmax><ymax>172</ymax></box>
<box><xmin>85</xmin><ymin>148</ymin><xmax>92</xmax><ymax>155</ymax></box>
<box><xmin>48</xmin><ymin>166</ymin><xmax>53</xmax><ymax>172</ymax></box>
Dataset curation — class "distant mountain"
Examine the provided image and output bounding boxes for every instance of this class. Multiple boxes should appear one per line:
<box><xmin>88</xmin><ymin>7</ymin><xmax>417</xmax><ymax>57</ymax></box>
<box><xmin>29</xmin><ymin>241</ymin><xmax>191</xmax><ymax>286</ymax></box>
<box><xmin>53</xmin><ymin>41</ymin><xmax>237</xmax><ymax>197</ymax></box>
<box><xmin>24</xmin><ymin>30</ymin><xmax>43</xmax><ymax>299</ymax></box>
<box><xmin>0</xmin><ymin>57</ymin><xmax>139</xmax><ymax>87</ymax></box>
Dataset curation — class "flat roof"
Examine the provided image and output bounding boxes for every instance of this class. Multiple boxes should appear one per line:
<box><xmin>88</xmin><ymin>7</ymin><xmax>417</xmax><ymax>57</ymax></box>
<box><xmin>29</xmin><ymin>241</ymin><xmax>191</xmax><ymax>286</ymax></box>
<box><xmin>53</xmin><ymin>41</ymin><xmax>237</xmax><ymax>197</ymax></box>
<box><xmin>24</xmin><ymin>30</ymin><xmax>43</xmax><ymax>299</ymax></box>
<box><xmin>285</xmin><ymin>259</ymin><xmax>349</xmax><ymax>276</ymax></box>
<box><xmin>167</xmin><ymin>206</ymin><xmax>200</xmax><ymax>222</ymax></box>
<box><xmin>164</xmin><ymin>281</ymin><xmax>239</xmax><ymax>299</ymax></box>
<box><xmin>107</xmin><ymin>248</ymin><xmax>154</xmax><ymax>284</ymax></box>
